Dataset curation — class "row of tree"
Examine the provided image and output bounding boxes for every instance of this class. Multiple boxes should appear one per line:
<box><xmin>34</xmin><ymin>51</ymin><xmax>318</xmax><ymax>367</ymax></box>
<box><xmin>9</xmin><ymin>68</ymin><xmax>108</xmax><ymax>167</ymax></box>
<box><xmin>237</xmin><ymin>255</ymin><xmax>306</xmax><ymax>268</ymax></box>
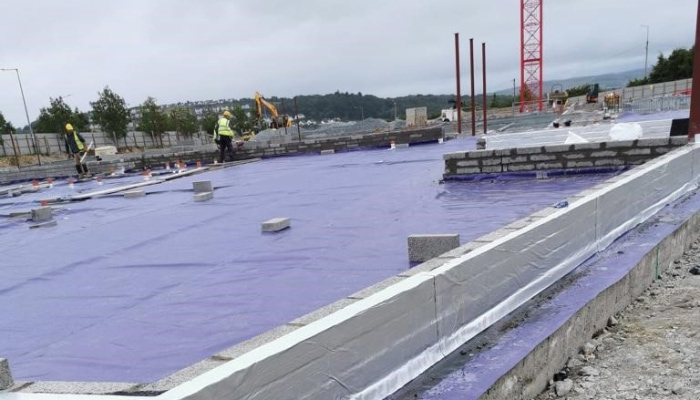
<box><xmin>628</xmin><ymin>46</ymin><xmax>694</xmax><ymax>87</ymax></box>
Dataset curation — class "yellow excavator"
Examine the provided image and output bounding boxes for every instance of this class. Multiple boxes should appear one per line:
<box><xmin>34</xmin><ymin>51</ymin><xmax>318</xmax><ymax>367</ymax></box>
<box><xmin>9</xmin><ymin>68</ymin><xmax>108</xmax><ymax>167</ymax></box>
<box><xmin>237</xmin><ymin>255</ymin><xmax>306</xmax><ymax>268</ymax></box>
<box><xmin>254</xmin><ymin>92</ymin><xmax>293</xmax><ymax>131</ymax></box>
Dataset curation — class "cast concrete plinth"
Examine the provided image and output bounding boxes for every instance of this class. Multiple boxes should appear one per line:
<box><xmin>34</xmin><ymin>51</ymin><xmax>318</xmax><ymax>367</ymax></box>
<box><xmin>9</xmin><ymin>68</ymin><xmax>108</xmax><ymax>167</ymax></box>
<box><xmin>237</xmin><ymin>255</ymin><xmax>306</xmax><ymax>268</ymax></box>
<box><xmin>0</xmin><ymin>358</ymin><xmax>13</xmax><ymax>390</ymax></box>
<box><xmin>262</xmin><ymin>217</ymin><xmax>291</xmax><ymax>232</ymax></box>
<box><xmin>408</xmin><ymin>234</ymin><xmax>460</xmax><ymax>262</ymax></box>
<box><xmin>193</xmin><ymin>181</ymin><xmax>213</xmax><ymax>194</ymax></box>
<box><xmin>31</xmin><ymin>207</ymin><xmax>52</xmax><ymax>223</ymax></box>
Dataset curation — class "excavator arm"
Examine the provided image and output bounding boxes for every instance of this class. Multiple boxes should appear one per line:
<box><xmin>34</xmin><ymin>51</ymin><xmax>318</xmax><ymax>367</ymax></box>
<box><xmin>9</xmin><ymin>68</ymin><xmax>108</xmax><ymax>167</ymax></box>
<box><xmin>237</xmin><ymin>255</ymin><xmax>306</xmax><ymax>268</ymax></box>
<box><xmin>254</xmin><ymin>92</ymin><xmax>293</xmax><ymax>130</ymax></box>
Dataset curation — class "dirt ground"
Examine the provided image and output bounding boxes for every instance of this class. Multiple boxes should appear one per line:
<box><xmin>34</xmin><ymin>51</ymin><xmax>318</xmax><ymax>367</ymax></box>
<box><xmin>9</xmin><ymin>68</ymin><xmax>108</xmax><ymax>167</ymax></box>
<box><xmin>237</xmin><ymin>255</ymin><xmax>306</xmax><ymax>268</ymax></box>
<box><xmin>0</xmin><ymin>154</ymin><xmax>68</xmax><ymax>168</ymax></box>
<box><xmin>536</xmin><ymin>241</ymin><xmax>700</xmax><ymax>399</ymax></box>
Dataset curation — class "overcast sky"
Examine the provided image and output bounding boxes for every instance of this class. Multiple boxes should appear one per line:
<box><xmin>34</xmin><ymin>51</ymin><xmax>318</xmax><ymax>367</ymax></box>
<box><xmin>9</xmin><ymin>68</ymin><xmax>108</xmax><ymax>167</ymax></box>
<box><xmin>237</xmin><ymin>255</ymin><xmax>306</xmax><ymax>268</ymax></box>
<box><xmin>0</xmin><ymin>0</ymin><xmax>696</xmax><ymax>125</ymax></box>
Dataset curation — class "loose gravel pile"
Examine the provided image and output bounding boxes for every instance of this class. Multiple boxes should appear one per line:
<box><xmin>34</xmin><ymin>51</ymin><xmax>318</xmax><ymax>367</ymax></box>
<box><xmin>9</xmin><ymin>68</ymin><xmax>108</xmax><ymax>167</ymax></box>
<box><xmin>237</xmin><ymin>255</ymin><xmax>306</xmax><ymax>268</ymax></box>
<box><xmin>536</xmin><ymin>241</ymin><xmax>700</xmax><ymax>400</ymax></box>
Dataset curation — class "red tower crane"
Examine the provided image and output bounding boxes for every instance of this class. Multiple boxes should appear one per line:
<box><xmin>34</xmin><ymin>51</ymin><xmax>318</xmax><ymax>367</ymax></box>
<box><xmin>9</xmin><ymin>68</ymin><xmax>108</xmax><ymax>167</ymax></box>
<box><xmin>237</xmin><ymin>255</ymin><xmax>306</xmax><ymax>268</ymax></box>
<box><xmin>520</xmin><ymin>0</ymin><xmax>543</xmax><ymax>112</ymax></box>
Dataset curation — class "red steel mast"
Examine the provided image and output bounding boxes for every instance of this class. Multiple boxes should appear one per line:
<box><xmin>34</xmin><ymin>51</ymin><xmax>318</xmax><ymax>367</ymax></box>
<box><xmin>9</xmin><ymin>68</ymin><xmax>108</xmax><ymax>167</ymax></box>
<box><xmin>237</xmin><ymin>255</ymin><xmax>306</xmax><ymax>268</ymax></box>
<box><xmin>520</xmin><ymin>0</ymin><xmax>543</xmax><ymax>112</ymax></box>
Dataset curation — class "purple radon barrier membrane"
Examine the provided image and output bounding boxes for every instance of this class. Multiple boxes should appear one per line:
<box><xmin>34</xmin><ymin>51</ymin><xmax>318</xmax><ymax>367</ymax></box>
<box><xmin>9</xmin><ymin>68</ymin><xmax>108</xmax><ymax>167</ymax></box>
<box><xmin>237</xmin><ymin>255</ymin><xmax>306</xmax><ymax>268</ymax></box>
<box><xmin>0</xmin><ymin>138</ymin><xmax>614</xmax><ymax>383</ymax></box>
<box><xmin>393</xmin><ymin>188</ymin><xmax>700</xmax><ymax>400</ymax></box>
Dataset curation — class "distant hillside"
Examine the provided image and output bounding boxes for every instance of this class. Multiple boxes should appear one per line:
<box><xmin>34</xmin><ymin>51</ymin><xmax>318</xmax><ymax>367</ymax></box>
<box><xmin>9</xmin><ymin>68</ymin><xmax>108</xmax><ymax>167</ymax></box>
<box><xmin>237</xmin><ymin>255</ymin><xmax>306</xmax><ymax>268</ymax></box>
<box><xmin>496</xmin><ymin>68</ymin><xmax>646</xmax><ymax>95</ymax></box>
<box><xmin>166</xmin><ymin>69</ymin><xmax>647</xmax><ymax>122</ymax></box>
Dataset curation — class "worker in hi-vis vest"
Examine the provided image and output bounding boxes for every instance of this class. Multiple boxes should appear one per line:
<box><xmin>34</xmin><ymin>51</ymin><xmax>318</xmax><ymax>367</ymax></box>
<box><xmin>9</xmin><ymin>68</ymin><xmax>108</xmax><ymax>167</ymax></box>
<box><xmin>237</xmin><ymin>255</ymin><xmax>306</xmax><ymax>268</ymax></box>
<box><xmin>64</xmin><ymin>123</ymin><xmax>90</xmax><ymax>177</ymax></box>
<box><xmin>213</xmin><ymin>110</ymin><xmax>242</xmax><ymax>163</ymax></box>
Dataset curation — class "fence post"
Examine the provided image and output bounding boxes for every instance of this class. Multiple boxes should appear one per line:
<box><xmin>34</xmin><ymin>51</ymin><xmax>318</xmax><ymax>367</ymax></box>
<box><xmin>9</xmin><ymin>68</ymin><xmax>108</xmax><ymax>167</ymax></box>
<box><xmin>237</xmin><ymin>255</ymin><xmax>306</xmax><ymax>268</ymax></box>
<box><xmin>9</xmin><ymin>131</ymin><xmax>21</xmax><ymax>169</ymax></box>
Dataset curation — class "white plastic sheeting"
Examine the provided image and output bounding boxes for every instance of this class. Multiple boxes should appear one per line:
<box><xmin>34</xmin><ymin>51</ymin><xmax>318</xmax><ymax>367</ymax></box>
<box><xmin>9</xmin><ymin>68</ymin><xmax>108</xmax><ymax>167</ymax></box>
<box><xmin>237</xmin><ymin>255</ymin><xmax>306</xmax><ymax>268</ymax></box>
<box><xmin>609</xmin><ymin>123</ymin><xmax>643</xmax><ymax>141</ymax></box>
<box><xmin>486</xmin><ymin>119</ymin><xmax>671</xmax><ymax>150</ymax></box>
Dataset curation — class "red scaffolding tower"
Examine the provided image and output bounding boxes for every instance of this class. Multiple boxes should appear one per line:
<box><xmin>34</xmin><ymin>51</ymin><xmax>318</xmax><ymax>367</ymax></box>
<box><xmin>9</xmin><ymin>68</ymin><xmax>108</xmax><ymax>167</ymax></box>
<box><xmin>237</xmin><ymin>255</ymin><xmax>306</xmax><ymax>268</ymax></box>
<box><xmin>520</xmin><ymin>0</ymin><xmax>543</xmax><ymax>112</ymax></box>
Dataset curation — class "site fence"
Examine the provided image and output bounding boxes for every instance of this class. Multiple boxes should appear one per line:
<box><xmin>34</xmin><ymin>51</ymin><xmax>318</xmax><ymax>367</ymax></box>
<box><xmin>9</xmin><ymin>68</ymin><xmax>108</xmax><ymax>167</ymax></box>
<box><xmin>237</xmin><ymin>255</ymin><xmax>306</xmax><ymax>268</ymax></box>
<box><xmin>0</xmin><ymin>130</ymin><xmax>213</xmax><ymax>158</ymax></box>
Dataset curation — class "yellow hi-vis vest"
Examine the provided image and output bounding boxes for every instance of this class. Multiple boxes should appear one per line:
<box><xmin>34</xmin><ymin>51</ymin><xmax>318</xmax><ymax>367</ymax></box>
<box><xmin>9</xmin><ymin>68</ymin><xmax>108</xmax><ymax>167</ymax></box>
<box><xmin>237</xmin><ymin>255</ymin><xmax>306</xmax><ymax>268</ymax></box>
<box><xmin>217</xmin><ymin>118</ymin><xmax>234</xmax><ymax>137</ymax></box>
<box><xmin>73</xmin><ymin>132</ymin><xmax>84</xmax><ymax>151</ymax></box>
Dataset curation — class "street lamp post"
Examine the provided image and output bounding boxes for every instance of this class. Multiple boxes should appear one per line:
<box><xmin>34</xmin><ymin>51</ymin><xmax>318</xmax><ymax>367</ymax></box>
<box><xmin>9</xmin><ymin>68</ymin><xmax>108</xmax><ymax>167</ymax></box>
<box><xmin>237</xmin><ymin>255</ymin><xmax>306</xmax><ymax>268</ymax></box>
<box><xmin>641</xmin><ymin>25</ymin><xmax>650</xmax><ymax>79</ymax></box>
<box><xmin>1</xmin><ymin>68</ymin><xmax>41</xmax><ymax>165</ymax></box>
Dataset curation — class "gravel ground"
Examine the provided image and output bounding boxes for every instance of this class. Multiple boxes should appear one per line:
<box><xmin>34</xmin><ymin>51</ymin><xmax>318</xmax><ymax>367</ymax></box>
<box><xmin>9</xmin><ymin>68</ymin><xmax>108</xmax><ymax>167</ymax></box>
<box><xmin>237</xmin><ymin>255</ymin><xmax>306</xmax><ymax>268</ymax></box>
<box><xmin>536</xmin><ymin>241</ymin><xmax>700</xmax><ymax>400</ymax></box>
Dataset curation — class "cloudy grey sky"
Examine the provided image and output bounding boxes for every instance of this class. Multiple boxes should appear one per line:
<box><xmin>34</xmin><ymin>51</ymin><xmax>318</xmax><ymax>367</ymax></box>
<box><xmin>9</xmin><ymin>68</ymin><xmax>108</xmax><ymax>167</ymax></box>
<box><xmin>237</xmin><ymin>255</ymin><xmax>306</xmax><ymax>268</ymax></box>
<box><xmin>0</xmin><ymin>0</ymin><xmax>696</xmax><ymax>125</ymax></box>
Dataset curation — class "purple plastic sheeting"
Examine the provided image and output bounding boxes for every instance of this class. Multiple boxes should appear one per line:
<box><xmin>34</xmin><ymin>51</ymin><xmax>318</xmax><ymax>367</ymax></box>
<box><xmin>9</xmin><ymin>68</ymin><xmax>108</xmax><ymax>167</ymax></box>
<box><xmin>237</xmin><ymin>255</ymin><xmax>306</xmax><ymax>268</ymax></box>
<box><xmin>0</xmin><ymin>138</ymin><xmax>614</xmax><ymax>383</ymax></box>
<box><xmin>394</xmin><ymin>189</ymin><xmax>700</xmax><ymax>400</ymax></box>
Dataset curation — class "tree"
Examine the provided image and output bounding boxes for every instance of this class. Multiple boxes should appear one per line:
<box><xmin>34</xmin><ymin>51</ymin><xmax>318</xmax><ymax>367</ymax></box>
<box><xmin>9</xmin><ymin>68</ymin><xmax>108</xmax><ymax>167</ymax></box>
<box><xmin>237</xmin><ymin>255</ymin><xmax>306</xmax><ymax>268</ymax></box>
<box><xmin>137</xmin><ymin>97</ymin><xmax>169</xmax><ymax>147</ymax></box>
<box><xmin>169</xmin><ymin>106</ymin><xmax>198</xmax><ymax>137</ymax></box>
<box><xmin>230</xmin><ymin>106</ymin><xmax>256</xmax><ymax>134</ymax></box>
<box><xmin>33</xmin><ymin>97</ymin><xmax>88</xmax><ymax>133</ymax></box>
<box><xmin>628</xmin><ymin>46</ymin><xmax>694</xmax><ymax>87</ymax></box>
<box><xmin>90</xmin><ymin>87</ymin><xmax>130</xmax><ymax>145</ymax></box>
<box><xmin>200</xmin><ymin>110</ymin><xmax>219</xmax><ymax>136</ymax></box>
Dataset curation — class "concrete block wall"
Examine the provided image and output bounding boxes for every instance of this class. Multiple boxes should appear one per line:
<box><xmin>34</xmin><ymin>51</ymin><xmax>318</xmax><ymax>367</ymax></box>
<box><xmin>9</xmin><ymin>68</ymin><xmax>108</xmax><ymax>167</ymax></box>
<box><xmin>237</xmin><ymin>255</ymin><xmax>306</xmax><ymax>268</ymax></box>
<box><xmin>138</xmin><ymin>127</ymin><xmax>444</xmax><ymax>170</ymax></box>
<box><xmin>443</xmin><ymin>137</ymin><xmax>688</xmax><ymax>180</ymax></box>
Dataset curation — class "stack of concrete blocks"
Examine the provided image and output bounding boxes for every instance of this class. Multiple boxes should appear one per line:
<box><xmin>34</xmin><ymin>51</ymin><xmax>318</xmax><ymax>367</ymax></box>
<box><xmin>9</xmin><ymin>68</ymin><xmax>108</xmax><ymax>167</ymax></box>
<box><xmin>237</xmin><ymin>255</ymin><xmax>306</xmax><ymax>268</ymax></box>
<box><xmin>444</xmin><ymin>137</ymin><xmax>689</xmax><ymax>179</ymax></box>
<box><xmin>0</xmin><ymin>358</ymin><xmax>12</xmax><ymax>390</ymax></box>
<box><xmin>262</xmin><ymin>217</ymin><xmax>291</xmax><ymax>232</ymax></box>
<box><xmin>408</xmin><ymin>234</ymin><xmax>460</xmax><ymax>262</ymax></box>
<box><xmin>406</xmin><ymin>107</ymin><xmax>428</xmax><ymax>128</ymax></box>
<box><xmin>29</xmin><ymin>207</ymin><xmax>56</xmax><ymax>229</ymax></box>
<box><xmin>193</xmin><ymin>181</ymin><xmax>214</xmax><ymax>202</ymax></box>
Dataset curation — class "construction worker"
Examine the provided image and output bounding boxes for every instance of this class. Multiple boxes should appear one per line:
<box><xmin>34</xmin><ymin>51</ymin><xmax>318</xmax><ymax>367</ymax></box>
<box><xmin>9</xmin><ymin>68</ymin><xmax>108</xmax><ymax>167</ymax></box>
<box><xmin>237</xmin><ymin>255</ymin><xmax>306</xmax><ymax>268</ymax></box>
<box><xmin>64</xmin><ymin>123</ymin><xmax>90</xmax><ymax>178</ymax></box>
<box><xmin>213</xmin><ymin>110</ymin><xmax>241</xmax><ymax>163</ymax></box>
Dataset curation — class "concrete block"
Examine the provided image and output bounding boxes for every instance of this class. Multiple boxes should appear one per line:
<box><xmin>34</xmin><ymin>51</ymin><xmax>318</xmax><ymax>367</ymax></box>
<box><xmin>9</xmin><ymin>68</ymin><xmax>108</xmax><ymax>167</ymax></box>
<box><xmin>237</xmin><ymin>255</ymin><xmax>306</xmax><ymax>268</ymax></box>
<box><xmin>123</xmin><ymin>190</ymin><xmax>146</xmax><ymax>199</ymax></box>
<box><xmin>670</xmin><ymin>136</ymin><xmax>689</xmax><ymax>146</ymax></box>
<box><xmin>623</xmin><ymin>148</ymin><xmax>651</xmax><ymax>156</ymax></box>
<box><xmin>194</xmin><ymin>192</ymin><xmax>214</xmax><ymax>202</ymax></box>
<box><xmin>262</xmin><ymin>217</ymin><xmax>291</xmax><ymax>232</ymax></box>
<box><xmin>506</xmin><ymin>163</ymin><xmax>536</xmax><ymax>172</ymax></box>
<box><xmin>400</xmin><ymin>256</ymin><xmax>454</xmax><ymax>277</ymax></box>
<box><xmin>215</xmin><ymin>324</ymin><xmax>300</xmax><ymax>361</ymax></box>
<box><xmin>396</xmin><ymin>143</ymin><xmax>409</xmax><ymax>149</ymax></box>
<box><xmin>516</xmin><ymin>146</ymin><xmax>544</xmax><ymax>155</ymax></box>
<box><xmin>456</xmin><ymin>160</ymin><xmax>479</xmax><ymax>167</ymax></box>
<box><xmin>543</xmin><ymin>144</ymin><xmax>573</xmax><ymax>153</ymax></box>
<box><xmin>566</xmin><ymin>160</ymin><xmax>594</xmax><ymax>168</ymax></box>
<box><xmin>536</xmin><ymin>162</ymin><xmax>564</xmax><ymax>170</ymax></box>
<box><xmin>192</xmin><ymin>181</ymin><xmax>213</xmax><ymax>194</ymax></box>
<box><xmin>408</xmin><ymin>234</ymin><xmax>460</xmax><ymax>262</ymax></box>
<box><xmin>348</xmin><ymin>276</ymin><xmax>406</xmax><ymax>299</ymax></box>
<box><xmin>320</xmin><ymin>149</ymin><xmax>335</xmax><ymax>155</ymax></box>
<box><xmin>29</xmin><ymin>221</ymin><xmax>58</xmax><ymax>230</ymax></box>
<box><xmin>290</xmin><ymin>298</ymin><xmax>357</xmax><ymax>326</ymax></box>
<box><xmin>468</xmin><ymin>150</ymin><xmax>495</xmax><ymax>158</ymax></box>
<box><xmin>594</xmin><ymin>159</ymin><xmax>625</xmax><ymax>166</ymax></box>
<box><xmin>0</xmin><ymin>358</ymin><xmax>13</xmax><ymax>390</ymax></box>
<box><xmin>480</xmin><ymin>158</ymin><xmax>502</xmax><ymax>166</ymax></box>
<box><xmin>494</xmin><ymin>148</ymin><xmax>515</xmax><ymax>156</ymax></box>
<box><xmin>654</xmin><ymin>147</ymin><xmax>671</xmax><ymax>154</ymax></box>
<box><xmin>473</xmin><ymin>227</ymin><xmax>518</xmax><ymax>243</ymax></box>
<box><xmin>591</xmin><ymin>151</ymin><xmax>618</xmax><ymax>158</ymax></box>
<box><xmin>31</xmin><ymin>207</ymin><xmax>52</xmax><ymax>223</ymax></box>
<box><xmin>573</xmin><ymin>142</ymin><xmax>601</xmax><ymax>150</ymax></box>
<box><xmin>440</xmin><ymin>241</ymin><xmax>488</xmax><ymax>258</ymax></box>
<box><xmin>529</xmin><ymin>154</ymin><xmax>557</xmax><ymax>162</ymax></box>
<box><xmin>501</xmin><ymin>156</ymin><xmax>528</xmax><ymax>164</ymax></box>
<box><xmin>562</xmin><ymin>153</ymin><xmax>585</xmax><ymax>160</ymax></box>
<box><xmin>482</xmin><ymin>165</ymin><xmax>503</xmax><ymax>173</ymax></box>
<box><xmin>636</xmin><ymin>138</ymin><xmax>670</xmax><ymax>147</ymax></box>
<box><xmin>605</xmin><ymin>140</ymin><xmax>635</xmax><ymax>148</ymax></box>
<box><xmin>443</xmin><ymin>152</ymin><xmax>467</xmax><ymax>160</ymax></box>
